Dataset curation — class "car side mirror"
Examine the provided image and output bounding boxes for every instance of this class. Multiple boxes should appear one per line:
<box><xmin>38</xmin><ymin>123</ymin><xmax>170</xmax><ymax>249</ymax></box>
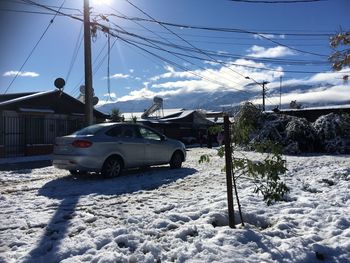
<box><xmin>161</xmin><ymin>135</ymin><xmax>167</xmax><ymax>141</ymax></box>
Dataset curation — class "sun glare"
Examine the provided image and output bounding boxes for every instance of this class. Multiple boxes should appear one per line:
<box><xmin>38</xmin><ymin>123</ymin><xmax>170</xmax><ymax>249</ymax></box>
<box><xmin>91</xmin><ymin>0</ymin><xmax>113</xmax><ymax>6</ymax></box>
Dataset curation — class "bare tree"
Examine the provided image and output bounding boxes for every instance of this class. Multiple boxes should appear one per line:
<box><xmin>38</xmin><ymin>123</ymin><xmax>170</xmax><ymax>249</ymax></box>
<box><xmin>329</xmin><ymin>31</ymin><xmax>350</xmax><ymax>71</ymax></box>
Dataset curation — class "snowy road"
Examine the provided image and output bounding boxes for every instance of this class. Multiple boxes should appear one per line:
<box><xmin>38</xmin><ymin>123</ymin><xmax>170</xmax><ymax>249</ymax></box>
<box><xmin>1</xmin><ymin>148</ymin><xmax>350</xmax><ymax>263</ymax></box>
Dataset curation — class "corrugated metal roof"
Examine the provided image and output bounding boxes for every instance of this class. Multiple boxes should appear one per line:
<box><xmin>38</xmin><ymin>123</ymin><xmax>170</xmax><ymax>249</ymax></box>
<box><xmin>0</xmin><ymin>90</ymin><xmax>56</xmax><ymax>107</ymax></box>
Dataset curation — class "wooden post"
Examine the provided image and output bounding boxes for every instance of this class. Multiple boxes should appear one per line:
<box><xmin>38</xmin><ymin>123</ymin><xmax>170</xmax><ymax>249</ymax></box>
<box><xmin>83</xmin><ymin>0</ymin><xmax>94</xmax><ymax>126</ymax></box>
<box><xmin>224</xmin><ymin>115</ymin><xmax>235</xmax><ymax>228</ymax></box>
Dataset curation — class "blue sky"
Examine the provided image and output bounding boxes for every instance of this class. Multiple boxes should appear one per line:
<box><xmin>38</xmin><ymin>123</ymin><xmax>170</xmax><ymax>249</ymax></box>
<box><xmin>0</xmin><ymin>0</ymin><xmax>349</xmax><ymax>108</ymax></box>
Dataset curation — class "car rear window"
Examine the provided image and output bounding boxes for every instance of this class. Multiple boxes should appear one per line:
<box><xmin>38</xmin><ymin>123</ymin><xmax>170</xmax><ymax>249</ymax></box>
<box><xmin>105</xmin><ymin>126</ymin><xmax>123</xmax><ymax>137</ymax></box>
<box><xmin>105</xmin><ymin>126</ymin><xmax>135</xmax><ymax>138</ymax></box>
<box><xmin>72</xmin><ymin>124</ymin><xmax>105</xmax><ymax>135</ymax></box>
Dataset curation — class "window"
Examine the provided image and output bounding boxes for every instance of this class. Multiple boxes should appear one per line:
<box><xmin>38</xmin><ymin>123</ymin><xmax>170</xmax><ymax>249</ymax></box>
<box><xmin>106</xmin><ymin>126</ymin><xmax>123</xmax><ymax>137</ymax></box>
<box><xmin>73</xmin><ymin>124</ymin><xmax>104</xmax><ymax>135</ymax></box>
<box><xmin>123</xmin><ymin>127</ymin><xmax>134</xmax><ymax>138</ymax></box>
<box><xmin>139</xmin><ymin>127</ymin><xmax>161</xmax><ymax>141</ymax></box>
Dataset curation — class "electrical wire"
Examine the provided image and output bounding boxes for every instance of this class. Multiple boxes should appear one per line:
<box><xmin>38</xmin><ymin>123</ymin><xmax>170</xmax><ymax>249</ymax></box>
<box><xmin>66</xmin><ymin>23</ymin><xmax>83</xmax><ymax>84</ymax></box>
<box><xmin>107</xmin><ymin>28</ymin><xmax>328</xmax><ymax>66</ymax></box>
<box><xmin>109</xmin><ymin>13</ymin><xmax>333</xmax><ymax>37</ymax></box>
<box><xmin>228</xmin><ymin>0</ymin><xmax>328</xmax><ymax>3</ymax></box>
<box><xmin>106</xmin><ymin>6</ymin><xmax>246</xmax><ymax>87</ymax></box>
<box><xmin>107</xmin><ymin>30</ymin><xmax>111</xmax><ymax>101</ymax></box>
<box><xmin>3</xmin><ymin>0</ymin><xmax>66</xmax><ymax>94</ymax></box>
<box><xmin>118</xmin><ymin>34</ymin><xmax>256</xmax><ymax>95</ymax></box>
<box><xmin>124</xmin><ymin>0</ymin><xmax>252</xmax><ymax>82</ymax></box>
<box><xmin>111</xmin><ymin>9</ymin><xmax>329</xmax><ymax>58</ymax></box>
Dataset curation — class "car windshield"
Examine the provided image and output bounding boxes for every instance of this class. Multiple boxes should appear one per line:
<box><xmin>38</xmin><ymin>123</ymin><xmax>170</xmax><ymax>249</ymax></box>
<box><xmin>72</xmin><ymin>124</ymin><xmax>106</xmax><ymax>136</ymax></box>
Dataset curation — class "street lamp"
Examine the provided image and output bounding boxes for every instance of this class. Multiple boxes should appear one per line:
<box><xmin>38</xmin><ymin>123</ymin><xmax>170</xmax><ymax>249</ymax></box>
<box><xmin>245</xmin><ymin>76</ymin><xmax>269</xmax><ymax>111</ymax></box>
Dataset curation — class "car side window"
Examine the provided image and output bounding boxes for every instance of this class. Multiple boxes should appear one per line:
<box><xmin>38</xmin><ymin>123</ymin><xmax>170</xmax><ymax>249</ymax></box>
<box><xmin>105</xmin><ymin>126</ymin><xmax>123</xmax><ymax>137</ymax></box>
<box><xmin>123</xmin><ymin>127</ymin><xmax>135</xmax><ymax>138</ymax></box>
<box><xmin>139</xmin><ymin>127</ymin><xmax>161</xmax><ymax>141</ymax></box>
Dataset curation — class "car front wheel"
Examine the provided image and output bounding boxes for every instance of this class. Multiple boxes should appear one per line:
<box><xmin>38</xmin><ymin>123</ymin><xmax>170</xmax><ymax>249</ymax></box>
<box><xmin>170</xmin><ymin>151</ymin><xmax>183</xmax><ymax>169</ymax></box>
<box><xmin>102</xmin><ymin>156</ymin><xmax>123</xmax><ymax>178</ymax></box>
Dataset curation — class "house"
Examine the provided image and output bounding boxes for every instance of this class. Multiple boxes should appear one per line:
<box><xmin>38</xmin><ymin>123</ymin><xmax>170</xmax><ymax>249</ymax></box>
<box><xmin>137</xmin><ymin>109</ymin><xmax>216</xmax><ymax>144</ymax></box>
<box><xmin>0</xmin><ymin>89</ymin><xmax>108</xmax><ymax>157</ymax></box>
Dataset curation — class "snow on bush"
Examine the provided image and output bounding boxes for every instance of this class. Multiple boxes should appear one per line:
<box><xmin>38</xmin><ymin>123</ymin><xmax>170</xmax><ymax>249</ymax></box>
<box><xmin>312</xmin><ymin>113</ymin><xmax>350</xmax><ymax>154</ymax></box>
<box><xmin>237</xmin><ymin>104</ymin><xmax>350</xmax><ymax>154</ymax></box>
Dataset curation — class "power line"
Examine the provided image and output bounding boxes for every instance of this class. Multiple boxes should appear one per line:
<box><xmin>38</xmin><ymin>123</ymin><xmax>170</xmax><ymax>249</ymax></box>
<box><xmin>3</xmin><ymin>0</ymin><xmax>66</xmax><ymax>94</ymax></box>
<box><xmin>14</xmin><ymin>0</ymin><xmax>346</xmax><ymax>98</ymax></box>
<box><xmin>66</xmin><ymin>23</ymin><xmax>83</xmax><ymax>84</ymax></box>
<box><xmin>125</xmin><ymin>0</ymin><xmax>251</xmax><ymax>81</ymax></box>
<box><xmin>118</xmin><ymin>35</ymin><xmax>255</xmax><ymax>95</ymax></box>
<box><xmin>228</xmin><ymin>0</ymin><xmax>327</xmax><ymax>3</ymax></box>
<box><xmin>109</xmin><ymin>29</ymin><xmax>328</xmax><ymax>65</ymax></box>
<box><xmin>109</xmin><ymin>13</ymin><xmax>333</xmax><ymax>37</ymax></box>
<box><xmin>106</xmin><ymin>6</ymin><xmax>247</xmax><ymax>87</ymax></box>
<box><xmin>114</xmin><ymin>33</ymin><xmax>334</xmax><ymax>74</ymax></box>
<box><xmin>0</xmin><ymin>8</ymin><xmax>79</xmax><ymax>16</ymax></box>
<box><xmin>111</xmin><ymin>10</ymin><xmax>329</xmax><ymax>58</ymax></box>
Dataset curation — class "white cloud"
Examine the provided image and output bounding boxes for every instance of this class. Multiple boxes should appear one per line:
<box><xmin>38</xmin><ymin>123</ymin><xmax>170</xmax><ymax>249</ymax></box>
<box><xmin>117</xmin><ymin>88</ymin><xmax>156</xmax><ymax>102</ymax></box>
<box><xmin>253</xmin><ymin>34</ymin><xmax>285</xmax><ymax>40</ymax></box>
<box><xmin>129</xmin><ymin>69</ymin><xmax>134</xmax><ymax>73</ymax></box>
<box><xmin>247</xmin><ymin>45</ymin><xmax>295</xmax><ymax>58</ymax></box>
<box><xmin>257</xmin><ymin>85</ymin><xmax>350</xmax><ymax>107</ymax></box>
<box><xmin>105</xmin><ymin>73</ymin><xmax>130</xmax><ymax>79</ymax></box>
<box><xmin>253</xmin><ymin>34</ymin><xmax>275</xmax><ymax>39</ymax></box>
<box><xmin>3</xmin><ymin>71</ymin><xmax>39</xmax><ymax>77</ymax></box>
<box><xmin>103</xmin><ymin>92</ymin><xmax>117</xmax><ymax>98</ymax></box>
<box><xmin>164</xmin><ymin>65</ymin><xmax>175</xmax><ymax>73</ymax></box>
<box><xmin>150</xmin><ymin>71</ymin><xmax>199</xmax><ymax>82</ymax></box>
<box><xmin>113</xmin><ymin>59</ymin><xmax>349</xmax><ymax>105</ymax></box>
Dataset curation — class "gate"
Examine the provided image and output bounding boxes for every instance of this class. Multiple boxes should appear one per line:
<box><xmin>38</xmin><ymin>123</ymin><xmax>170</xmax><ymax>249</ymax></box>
<box><xmin>0</xmin><ymin>115</ymin><xmax>84</xmax><ymax>158</ymax></box>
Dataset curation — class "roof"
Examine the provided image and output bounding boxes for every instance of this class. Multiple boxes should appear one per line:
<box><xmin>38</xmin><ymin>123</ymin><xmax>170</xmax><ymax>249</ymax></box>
<box><xmin>0</xmin><ymin>92</ymin><xmax>37</xmax><ymax>103</ymax></box>
<box><xmin>0</xmin><ymin>90</ymin><xmax>56</xmax><ymax>107</ymax></box>
<box><xmin>276</xmin><ymin>104</ymin><xmax>350</xmax><ymax>112</ymax></box>
<box><xmin>0</xmin><ymin>89</ymin><xmax>108</xmax><ymax>119</ymax></box>
<box><xmin>122</xmin><ymin>108</ymin><xmax>185</xmax><ymax>120</ymax></box>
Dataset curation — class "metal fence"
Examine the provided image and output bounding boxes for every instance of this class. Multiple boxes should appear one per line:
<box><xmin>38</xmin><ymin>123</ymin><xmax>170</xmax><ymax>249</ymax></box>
<box><xmin>0</xmin><ymin>115</ymin><xmax>84</xmax><ymax>158</ymax></box>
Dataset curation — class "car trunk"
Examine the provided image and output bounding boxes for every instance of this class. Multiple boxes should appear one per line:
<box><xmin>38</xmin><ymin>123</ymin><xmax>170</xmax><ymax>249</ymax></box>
<box><xmin>54</xmin><ymin>135</ymin><xmax>92</xmax><ymax>155</ymax></box>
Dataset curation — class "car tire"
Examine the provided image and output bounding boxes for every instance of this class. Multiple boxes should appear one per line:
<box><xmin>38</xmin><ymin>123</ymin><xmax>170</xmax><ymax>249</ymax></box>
<box><xmin>101</xmin><ymin>156</ymin><xmax>123</xmax><ymax>178</ymax></box>
<box><xmin>170</xmin><ymin>151</ymin><xmax>183</xmax><ymax>169</ymax></box>
<box><xmin>69</xmin><ymin>170</ymin><xmax>85</xmax><ymax>175</ymax></box>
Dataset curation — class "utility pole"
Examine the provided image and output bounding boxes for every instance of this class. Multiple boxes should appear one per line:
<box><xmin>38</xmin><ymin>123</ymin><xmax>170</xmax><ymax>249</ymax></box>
<box><xmin>279</xmin><ymin>76</ymin><xmax>282</xmax><ymax>109</ymax></box>
<box><xmin>83</xmin><ymin>0</ymin><xmax>94</xmax><ymax>126</ymax></box>
<box><xmin>224</xmin><ymin>115</ymin><xmax>235</xmax><ymax>228</ymax></box>
<box><xmin>262</xmin><ymin>81</ymin><xmax>268</xmax><ymax>112</ymax></box>
<box><xmin>245</xmin><ymin>76</ymin><xmax>268</xmax><ymax>111</ymax></box>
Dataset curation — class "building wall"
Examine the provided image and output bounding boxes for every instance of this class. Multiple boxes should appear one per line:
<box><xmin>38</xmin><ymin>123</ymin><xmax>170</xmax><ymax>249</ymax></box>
<box><xmin>0</xmin><ymin>110</ymin><xmax>85</xmax><ymax>157</ymax></box>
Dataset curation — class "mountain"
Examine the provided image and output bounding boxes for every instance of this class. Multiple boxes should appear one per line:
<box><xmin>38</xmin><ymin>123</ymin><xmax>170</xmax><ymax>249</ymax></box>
<box><xmin>96</xmin><ymin>83</ymin><xmax>348</xmax><ymax>114</ymax></box>
<box><xmin>97</xmin><ymin>89</ymin><xmax>255</xmax><ymax>114</ymax></box>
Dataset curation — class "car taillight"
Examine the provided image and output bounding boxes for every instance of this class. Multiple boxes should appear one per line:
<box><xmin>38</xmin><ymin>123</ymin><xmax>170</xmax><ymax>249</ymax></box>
<box><xmin>72</xmin><ymin>140</ymin><xmax>92</xmax><ymax>148</ymax></box>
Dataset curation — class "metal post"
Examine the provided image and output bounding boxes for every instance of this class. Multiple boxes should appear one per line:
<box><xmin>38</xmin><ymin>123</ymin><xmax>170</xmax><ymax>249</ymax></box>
<box><xmin>224</xmin><ymin>115</ymin><xmax>235</xmax><ymax>228</ymax></box>
<box><xmin>262</xmin><ymin>82</ymin><xmax>266</xmax><ymax>112</ymax></box>
<box><xmin>280</xmin><ymin>76</ymin><xmax>282</xmax><ymax>109</ymax></box>
<box><xmin>84</xmin><ymin>0</ymin><xmax>94</xmax><ymax>126</ymax></box>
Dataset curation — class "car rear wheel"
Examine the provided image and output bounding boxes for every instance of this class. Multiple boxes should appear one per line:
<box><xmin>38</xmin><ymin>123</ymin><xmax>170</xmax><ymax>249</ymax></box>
<box><xmin>170</xmin><ymin>151</ymin><xmax>183</xmax><ymax>169</ymax></box>
<box><xmin>69</xmin><ymin>170</ymin><xmax>85</xmax><ymax>176</ymax></box>
<box><xmin>102</xmin><ymin>156</ymin><xmax>123</xmax><ymax>178</ymax></box>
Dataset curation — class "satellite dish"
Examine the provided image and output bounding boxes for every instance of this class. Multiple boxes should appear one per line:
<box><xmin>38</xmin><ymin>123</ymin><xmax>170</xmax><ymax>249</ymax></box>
<box><xmin>54</xmin><ymin>78</ymin><xmax>65</xmax><ymax>90</ymax></box>
<box><xmin>79</xmin><ymin>85</ymin><xmax>85</xmax><ymax>95</ymax></box>
<box><xmin>92</xmin><ymin>96</ymin><xmax>99</xmax><ymax>106</ymax></box>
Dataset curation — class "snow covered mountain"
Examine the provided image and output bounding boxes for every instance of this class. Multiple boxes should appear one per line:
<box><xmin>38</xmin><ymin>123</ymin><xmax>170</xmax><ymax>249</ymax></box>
<box><xmin>97</xmin><ymin>90</ymin><xmax>253</xmax><ymax>114</ymax></box>
<box><xmin>96</xmin><ymin>82</ymin><xmax>349</xmax><ymax>114</ymax></box>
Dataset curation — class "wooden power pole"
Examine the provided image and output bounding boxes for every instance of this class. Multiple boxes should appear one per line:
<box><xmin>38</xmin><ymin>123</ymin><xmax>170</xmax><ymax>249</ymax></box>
<box><xmin>224</xmin><ymin>115</ymin><xmax>235</xmax><ymax>228</ymax></box>
<box><xmin>83</xmin><ymin>0</ymin><xmax>94</xmax><ymax>126</ymax></box>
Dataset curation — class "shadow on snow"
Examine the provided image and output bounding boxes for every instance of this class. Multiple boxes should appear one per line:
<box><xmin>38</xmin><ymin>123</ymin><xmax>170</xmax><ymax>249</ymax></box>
<box><xmin>22</xmin><ymin>166</ymin><xmax>197</xmax><ymax>262</ymax></box>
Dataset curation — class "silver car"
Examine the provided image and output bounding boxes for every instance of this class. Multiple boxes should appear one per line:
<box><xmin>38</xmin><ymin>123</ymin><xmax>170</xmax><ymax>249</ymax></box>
<box><xmin>53</xmin><ymin>123</ymin><xmax>186</xmax><ymax>177</ymax></box>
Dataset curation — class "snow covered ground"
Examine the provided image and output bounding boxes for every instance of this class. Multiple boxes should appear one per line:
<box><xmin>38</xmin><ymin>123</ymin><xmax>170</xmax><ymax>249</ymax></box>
<box><xmin>0</xmin><ymin>148</ymin><xmax>350</xmax><ymax>263</ymax></box>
